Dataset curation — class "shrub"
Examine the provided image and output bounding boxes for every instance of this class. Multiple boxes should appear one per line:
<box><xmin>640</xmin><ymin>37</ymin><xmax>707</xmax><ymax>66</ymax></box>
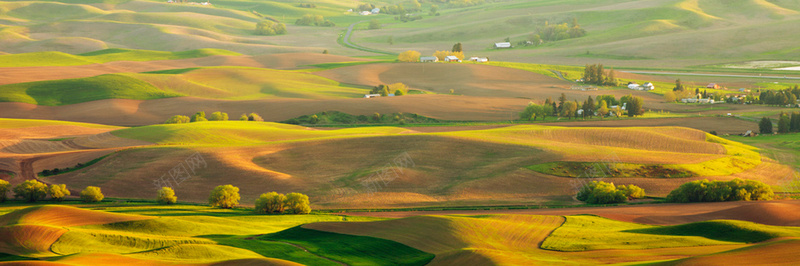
<box><xmin>617</xmin><ymin>184</ymin><xmax>645</xmax><ymax>200</ymax></box>
<box><xmin>666</xmin><ymin>179</ymin><xmax>773</xmax><ymax>203</ymax></box>
<box><xmin>13</xmin><ymin>180</ymin><xmax>48</xmax><ymax>202</ymax></box>
<box><xmin>157</xmin><ymin>187</ymin><xmax>177</xmax><ymax>204</ymax></box>
<box><xmin>80</xmin><ymin>186</ymin><xmax>104</xmax><ymax>203</ymax></box>
<box><xmin>209</xmin><ymin>185</ymin><xmax>240</xmax><ymax>208</ymax></box>
<box><xmin>165</xmin><ymin>115</ymin><xmax>190</xmax><ymax>124</ymax></box>
<box><xmin>208</xmin><ymin>111</ymin><xmax>229</xmax><ymax>121</ymax></box>
<box><xmin>285</xmin><ymin>192</ymin><xmax>311</xmax><ymax>214</ymax></box>
<box><xmin>48</xmin><ymin>184</ymin><xmax>70</xmax><ymax>201</ymax></box>
<box><xmin>190</xmin><ymin>111</ymin><xmax>207</xmax><ymax>122</ymax></box>
<box><xmin>0</xmin><ymin>179</ymin><xmax>10</xmax><ymax>203</ymax></box>
<box><xmin>255</xmin><ymin>192</ymin><xmax>286</xmax><ymax>214</ymax></box>
<box><xmin>398</xmin><ymin>50</ymin><xmax>421</xmax><ymax>62</ymax></box>
<box><xmin>255</xmin><ymin>20</ymin><xmax>287</xmax><ymax>35</ymax></box>
<box><xmin>248</xmin><ymin>113</ymin><xmax>264</xmax><ymax>122</ymax></box>
<box><xmin>239</xmin><ymin>113</ymin><xmax>249</xmax><ymax>121</ymax></box>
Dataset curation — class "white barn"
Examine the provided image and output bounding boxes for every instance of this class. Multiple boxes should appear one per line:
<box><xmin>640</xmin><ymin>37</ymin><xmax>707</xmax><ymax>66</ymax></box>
<box><xmin>494</xmin><ymin>42</ymin><xmax>511</xmax><ymax>49</ymax></box>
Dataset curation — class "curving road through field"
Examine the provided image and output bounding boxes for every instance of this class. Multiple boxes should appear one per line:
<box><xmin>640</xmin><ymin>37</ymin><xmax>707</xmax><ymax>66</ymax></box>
<box><xmin>341</xmin><ymin>21</ymin><xmax>395</xmax><ymax>55</ymax></box>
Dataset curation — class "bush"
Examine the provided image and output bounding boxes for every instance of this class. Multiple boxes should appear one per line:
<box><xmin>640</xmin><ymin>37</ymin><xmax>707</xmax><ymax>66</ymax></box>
<box><xmin>165</xmin><ymin>115</ymin><xmax>190</xmax><ymax>124</ymax></box>
<box><xmin>0</xmin><ymin>179</ymin><xmax>10</xmax><ymax>203</ymax></box>
<box><xmin>577</xmin><ymin>181</ymin><xmax>643</xmax><ymax>204</ymax></box>
<box><xmin>13</xmin><ymin>180</ymin><xmax>48</xmax><ymax>202</ymax></box>
<box><xmin>80</xmin><ymin>186</ymin><xmax>104</xmax><ymax>203</ymax></box>
<box><xmin>208</xmin><ymin>111</ymin><xmax>228</xmax><ymax>121</ymax></box>
<box><xmin>666</xmin><ymin>179</ymin><xmax>773</xmax><ymax>203</ymax></box>
<box><xmin>48</xmin><ymin>184</ymin><xmax>70</xmax><ymax>201</ymax></box>
<box><xmin>398</xmin><ymin>50</ymin><xmax>421</xmax><ymax>62</ymax></box>
<box><xmin>255</xmin><ymin>20</ymin><xmax>287</xmax><ymax>35</ymax></box>
<box><xmin>157</xmin><ymin>187</ymin><xmax>177</xmax><ymax>204</ymax></box>
<box><xmin>239</xmin><ymin>114</ymin><xmax>249</xmax><ymax>121</ymax></box>
<box><xmin>255</xmin><ymin>192</ymin><xmax>286</xmax><ymax>214</ymax></box>
<box><xmin>248</xmin><ymin>113</ymin><xmax>264</xmax><ymax>122</ymax></box>
<box><xmin>209</xmin><ymin>185</ymin><xmax>240</xmax><ymax>208</ymax></box>
<box><xmin>285</xmin><ymin>192</ymin><xmax>311</xmax><ymax>214</ymax></box>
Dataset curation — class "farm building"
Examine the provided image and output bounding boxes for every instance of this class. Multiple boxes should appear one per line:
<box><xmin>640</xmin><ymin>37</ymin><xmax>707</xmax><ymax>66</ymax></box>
<box><xmin>420</xmin><ymin>56</ymin><xmax>438</xmax><ymax>62</ymax></box>
<box><xmin>642</xmin><ymin>82</ymin><xmax>655</xmax><ymax>90</ymax></box>
<box><xmin>627</xmin><ymin>82</ymin><xmax>640</xmax><ymax>90</ymax></box>
<box><xmin>371</xmin><ymin>8</ymin><xmax>380</xmax><ymax>14</ymax></box>
<box><xmin>444</xmin><ymin>56</ymin><xmax>461</xmax><ymax>62</ymax></box>
<box><xmin>360</xmin><ymin>11</ymin><xmax>371</xmax><ymax>15</ymax></box>
<box><xmin>364</xmin><ymin>94</ymin><xmax>381</xmax><ymax>98</ymax></box>
<box><xmin>469</xmin><ymin>57</ymin><xmax>489</xmax><ymax>62</ymax></box>
<box><xmin>494</xmin><ymin>42</ymin><xmax>511</xmax><ymax>49</ymax></box>
<box><xmin>707</xmin><ymin>83</ymin><xmax>720</xmax><ymax>89</ymax></box>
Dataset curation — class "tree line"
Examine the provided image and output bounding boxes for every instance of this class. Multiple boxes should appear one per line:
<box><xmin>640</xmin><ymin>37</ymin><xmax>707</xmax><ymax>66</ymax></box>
<box><xmin>758</xmin><ymin>87</ymin><xmax>800</xmax><ymax>106</ymax></box>
<box><xmin>0</xmin><ymin>179</ymin><xmax>102</xmax><ymax>203</ymax></box>
<box><xmin>582</xmin><ymin>64</ymin><xmax>619</xmax><ymax>86</ymax></box>
<box><xmin>165</xmin><ymin>111</ymin><xmax>264</xmax><ymax>124</ymax></box>
<box><xmin>760</xmin><ymin>112</ymin><xmax>800</xmax><ymax>134</ymax></box>
<box><xmin>520</xmin><ymin>93</ymin><xmax>644</xmax><ymax>121</ymax></box>
<box><xmin>577</xmin><ymin>178</ymin><xmax>773</xmax><ymax>204</ymax></box>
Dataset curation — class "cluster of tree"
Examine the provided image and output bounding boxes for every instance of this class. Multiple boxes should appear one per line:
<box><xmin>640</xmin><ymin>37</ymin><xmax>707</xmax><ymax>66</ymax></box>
<box><xmin>295</xmin><ymin>14</ymin><xmax>335</xmax><ymax>27</ymax></box>
<box><xmin>165</xmin><ymin>111</ymin><xmax>265</xmax><ymax>124</ymax></box>
<box><xmin>429</xmin><ymin>0</ymin><xmax>484</xmax><ymax>8</ymax></box>
<box><xmin>429</xmin><ymin>5</ymin><xmax>440</xmax><ymax>16</ymax></box>
<box><xmin>758</xmin><ymin>87</ymin><xmax>799</xmax><ymax>106</ymax></box>
<box><xmin>582</xmin><ymin>64</ymin><xmax>619</xmax><ymax>86</ymax></box>
<box><xmin>381</xmin><ymin>0</ymin><xmax>421</xmax><ymax>15</ymax></box>
<box><xmin>527</xmin><ymin>18</ymin><xmax>586</xmax><ymax>44</ymax></box>
<box><xmin>207</xmin><ymin>184</ymin><xmax>311</xmax><ymax>214</ymax></box>
<box><xmin>576</xmin><ymin>181</ymin><xmax>645</xmax><ymax>204</ymax></box>
<box><xmin>666</xmin><ymin>179</ymin><xmax>773</xmax><ymax>203</ymax></box>
<box><xmin>255</xmin><ymin>20</ymin><xmax>287</xmax><ymax>36</ymax></box>
<box><xmin>760</xmin><ymin>112</ymin><xmax>800</xmax><ymax>134</ymax></box>
<box><xmin>297</xmin><ymin>3</ymin><xmax>316</xmax><ymax>8</ymax></box>
<box><xmin>396</xmin><ymin>13</ymin><xmax>423</xmax><ymax>22</ymax></box>
<box><xmin>283</xmin><ymin>111</ymin><xmax>438</xmax><ymax>125</ymax></box>
<box><xmin>370</xmin><ymin>83</ymin><xmax>408</xmax><ymax>96</ymax></box>
<box><xmin>529</xmin><ymin>93</ymin><xmax>642</xmax><ymax>120</ymax></box>
<box><xmin>0</xmin><ymin>179</ymin><xmax>103</xmax><ymax>203</ymax></box>
<box><xmin>398</xmin><ymin>50</ymin><xmax>421</xmax><ymax>62</ymax></box>
<box><xmin>255</xmin><ymin>192</ymin><xmax>312</xmax><ymax>214</ymax></box>
<box><xmin>355</xmin><ymin>3</ymin><xmax>375</xmax><ymax>12</ymax></box>
<box><xmin>433</xmin><ymin>50</ymin><xmax>464</xmax><ymax>61</ymax></box>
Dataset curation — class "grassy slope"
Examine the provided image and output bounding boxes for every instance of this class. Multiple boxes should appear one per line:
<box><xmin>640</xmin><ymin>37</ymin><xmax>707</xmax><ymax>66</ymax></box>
<box><xmin>0</xmin><ymin>74</ymin><xmax>182</xmax><ymax>106</ymax></box>
<box><xmin>136</xmin><ymin>67</ymin><xmax>370</xmax><ymax>100</ymax></box>
<box><xmin>0</xmin><ymin>48</ymin><xmax>241</xmax><ymax>67</ymax></box>
<box><xmin>0</xmin><ymin>118</ymin><xmax>119</xmax><ymax>129</ymax></box>
<box><xmin>541</xmin><ymin>215</ymin><xmax>800</xmax><ymax>252</ymax></box>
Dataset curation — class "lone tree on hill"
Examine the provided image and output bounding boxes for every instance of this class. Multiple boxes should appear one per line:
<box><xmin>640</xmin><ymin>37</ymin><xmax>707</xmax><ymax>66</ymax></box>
<box><xmin>209</xmin><ymin>185</ymin><xmax>240</xmax><ymax>209</ymax></box>
<box><xmin>13</xmin><ymin>180</ymin><xmax>48</xmax><ymax>202</ymax></box>
<box><xmin>157</xmin><ymin>187</ymin><xmax>177</xmax><ymax>205</ymax></box>
<box><xmin>452</xmin><ymin>42</ymin><xmax>463</xmax><ymax>53</ymax></box>
<box><xmin>48</xmin><ymin>184</ymin><xmax>70</xmax><ymax>202</ymax></box>
<box><xmin>80</xmin><ymin>186</ymin><xmax>104</xmax><ymax>203</ymax></box>
<box><xmin>759</xmin><ymin>117</ymin><xmax>773</xmax><ymax>134</ymax></box>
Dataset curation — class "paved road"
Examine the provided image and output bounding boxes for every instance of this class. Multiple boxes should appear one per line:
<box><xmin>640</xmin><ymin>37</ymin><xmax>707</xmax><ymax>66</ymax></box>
<box><xmin>623</xmin><ymin>70</ymin><xmax>800</xmax><ymax>80</ymax></box>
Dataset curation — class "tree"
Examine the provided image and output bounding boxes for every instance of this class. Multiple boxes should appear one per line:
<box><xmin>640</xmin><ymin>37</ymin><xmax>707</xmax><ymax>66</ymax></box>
<box><xmin>80</xmin><ymin>186</ymin><xmax>104</xmax><ymax>203</ymax></box>
<box><xmin>759</xmin><ymin>117</ymin><xmax>773</xmax><ymax>134</ymax></box>
<box><xmin>248</xmin><ymin>113</ymin><xmax>264</xmax><ymax>122</ymax></box>
<box><xmin>191</xmin><ymin>111</ymin><xmax>207</xmax><ymax>122</ymax></box>
<box><xmin>778</xmin><ymin>112</ymin><xmax>791</xmax><ymax>133</ymax></box>
<box><xmin>596</xmin><ymin>100</ymin><xmax>609</xmax><ymax>118</ymax></box>
<box><xmin>791</xmin><ymin>112</ymin><xmax>800</xmax><ymax>132</ymax></box>
<box><xmin>666</xmin><ymin>179</ymin><xmax>773</xmax><ymax>203</ymax></box>
<box><xmin>576</xmin><ymin>181</ymin><xmax>629</xmax><ymax>204</ymax></box>
<box><xmin>452</xmin><ymin>42</ymin><xmax>463</xmax><ymax>53</ymax></box>
<box><xmin>617</xmin><ymin>184</ymin><xmax>645</xmax><ymax>200</ymax></box>
<box><xmin>13</xmin><ymin>180</ymin><xmax>48</xmax><ymax>202</ymax></box>
<box><xmin>255</xmin><ymin>20</ymin><xmax>287</xmax><ymax>36</ymax></box>
<box><xmin>209</xmin><ymin>185</ymin><xmax>240</xmax><ymax>209</ymax></box>
<box><xmin>561</xmin><ymin>101</ymin><xmax>578</xmax><ymax>119</ymax></box>
<box><xmin>557</xmin><ymin>93</ymin><xmax>567</xmax><ymax>113</ymax></box>
<box><xmin>626</xmin><ymin>95</ymin><xmax>644</xmax><ymax>117</ymax></box>
<box><xmin>285</xmin><ymin>192</ymin><xmax>311</xmax><ymax>214</ymax></box>
<box><xmin>208</xmin><ymin>112</ymin><xmax>228</xmax><ymax>121</ymax></box>
<box><xmin>664</xmin><ymin>91</ymin><xmax>677</xmax><ymax>102</ymax></box>
<box><xmin>48</xmin><ymin>184</ymin><xmax>70</xmax><ymax>202</ymax></box>
<box><xmin>397</xmin><ymin>50</ymin><xmax>421</xmax><ymax>62</ymax></box>
<box><xmin>582</xmin><ymin>96</ymin><xmax>595</xmax><ymax>118</ymax></box>
<box><xmin>0</xmin><ymin>179</ymin><xmax>10</xmax><ymax>203</ymax></box>
<box><xmin>157</xmin><ymin>187</ymin><xmax>177</xmax><ymax>204</ymax></box>
<box><xmin>394</xmin><ymin>89</ymin><xmax>405</xmax><ymax>96</ymax></box>
<box><xmin>165</xmin><ymin>115</ymin><xmax>190</xmax><ymax>124</ymax></box>
<box><xmin>239</xmin><ymin>114</ymin><xmax>249</xmax><ymax>121</ymax></box>
<box><xmin>255</xmin><ymin>192</ymin><xmax>286</xmax><ymax>214</ymax></box>
<box><xmin>373</xmin><ymin>112</ymin><xmax>382</xmax><ymax>122</ymax></box>
<box><xmin>673</xmin><ymin>79</ymin><xmax>685</xmax><ymax>91</ymax></box>
<box><xmin>368</xmin><ymin>19</ymin><xmax>381</xmax><ymax>29</ymax></box>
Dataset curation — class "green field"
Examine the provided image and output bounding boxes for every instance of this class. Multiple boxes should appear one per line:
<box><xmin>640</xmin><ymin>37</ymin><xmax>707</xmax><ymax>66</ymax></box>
<box><xmin>0</xmin><ymin>74</ymin><xmax>181</xmax><ymax>105</ymax></box>
<box><xmin>0</xmin><ymin>48</ymin><xmax>241</xmax><ymax>67</ymax></box>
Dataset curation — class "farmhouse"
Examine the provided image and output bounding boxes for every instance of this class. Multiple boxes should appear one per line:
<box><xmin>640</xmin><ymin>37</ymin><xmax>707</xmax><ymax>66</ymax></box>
<box><xmin>707</xmin><ymin>83</ymin><xmax>720</xmax><ymax>89</ymax></box>
<box><xmin>469</xmin><ymin>57</ymin><xmax>489</xmax><ymax>62</ymax></box>
<box><xmin>494</xmin><ymin>42</ymin><xmax>512</xmax><ymax>49</ymax></box>
<box><xmin>364</xmin><ymin>94</ymin><xmax>381</xmax><ymax>98</ymax></box>
<box><xmin>360</xmin><ymin>11</ymin><xmax>371</xmax><ymax>16</ymax></box>
<box><xmin>642</xmin><ymin>82</ymin><xmax>655</xmax><ymax>90</ymax></box>
<box><xmin>444</xmin><ymin>56</ymin><xmax>461</xmax><ymax>62</ymax></box>
<box><xmin>420</xmin><ymin>56</ymin><xmax>438</xmax><ymax>62</ymax></box>
<box><xmin>371</xmin><ymin>8</ymin><xmax>380</xmax><ymax>14</ymax></box>
<box><xmin>627</xmin><ymin>82</ymin><xmax>640</xmax><ymax>90</ymax></box>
